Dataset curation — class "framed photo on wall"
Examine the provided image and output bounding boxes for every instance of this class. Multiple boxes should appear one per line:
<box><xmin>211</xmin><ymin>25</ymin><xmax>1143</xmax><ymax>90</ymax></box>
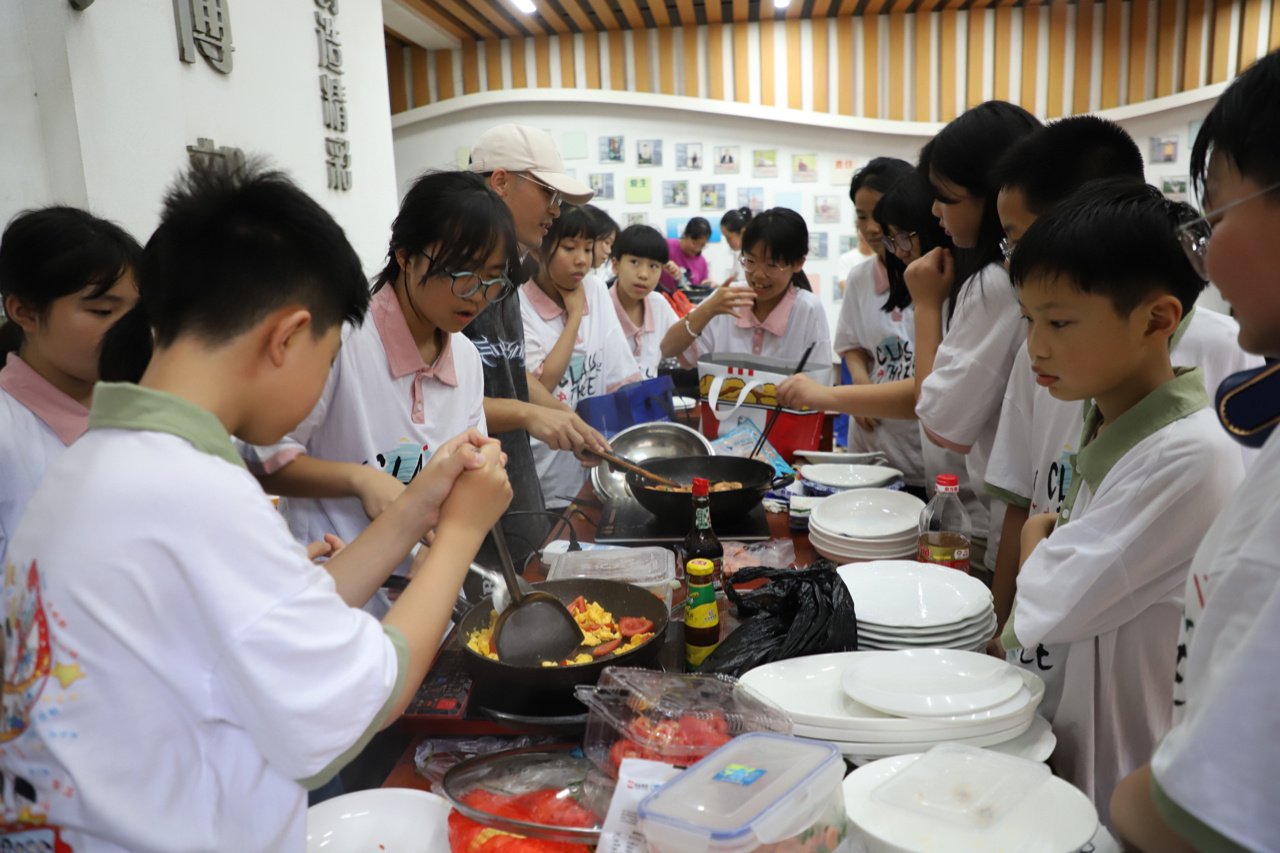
<box><xmin>1162</xmin><ymin>176</ymin><xmax>1189</xmax><ymax>202</ymax></box>
<box><xmin>753</xmin><ymin>149</ymin><xmax>778</xmax><ymax>178</ymax></box>
<box><xmin>808</xmin><ymin>232</ymin><xmax>829</xmax><ymax>259</ymax></box>
<box><xmin>793</xmin><ymin>153</ymin><xmax>819</xmax><ymax>182</ymax></box>
<box><xmin>663</xmin><ymin>180</ymin><xmax>690</xmax><ymax>207</ymax></box>
<box><xmin>738</xmin><ymin>186</ymin><xmax>764</xmax><ymax>212</ymax></box>
<box><xmin>676</xmin><ymin>143</ymin><xmax>704</xmax><ymax>171</ymax></box>
<box><xmin>599</xmin><ymin>135</ymin><xmax>625</xmax><ymax>163</ymax></box>
<box><xmin>1149</xmin><ymin>136</ymin><xmax>1178</xmax><ymax>163</ymax></box>
<box><xmin>637</xmin><ymin>139</ymin><xmax>664</xmax><ymax>167</ymax></box>
<box><xmin>714</xmin><ymin>145</ymin><xmax>740</xmax><ymax>174</ymax></box>
<box><xmin>589</xmin><ymin>173</ymin><xmax>615</xmax><ymax>200</ymax></box>
<box><xmin>625</xmin><ymin>212</ymin><xmax>650</xmax><ymax>226</ymax></box>
<box><xmin>701</xmin><ymin>183</ymin><xmax>726</xmax><ymax>209</ymax></box>
<box><xmin>814</xmin><ymin>195</ymin><xmax>841</xmax><ymax>224</ymax></box>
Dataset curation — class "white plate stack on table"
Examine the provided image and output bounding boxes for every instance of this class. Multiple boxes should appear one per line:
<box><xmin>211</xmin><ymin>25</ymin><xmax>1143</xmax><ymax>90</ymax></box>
<box><xmin>798</xmin><ymin>463</ymin><xmax>905</xmax><ymax>497</ymax></box>
<box><xmin>807</xmin><ymin>489</ymin><xmax>925</xmax><ymax>561</ymax></box>
<box><xmin>738</xmin><ymin>651</ymin><xmax>1054</xmax><ymax>763</ymax></box>
<box><xmin>837</xmin><ymin>560</ymin><xmax>997</xmax><ymax>652</ymax></box>
<box><xmin>842</xmin><ymin>744</ymin><xmax>1098</xmax><ymax>853</ymax></box>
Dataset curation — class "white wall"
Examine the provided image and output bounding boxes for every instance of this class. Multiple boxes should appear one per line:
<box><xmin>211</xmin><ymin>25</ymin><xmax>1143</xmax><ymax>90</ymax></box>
<box><xmin>392</xmin><ymin>87</ymin><xmax>1231</xmax><ymax>331</ymax></box>
<box><xmin>1</xmin><ymin>0</ymin><xmax>399</xmax><ymax>275</ymax></box>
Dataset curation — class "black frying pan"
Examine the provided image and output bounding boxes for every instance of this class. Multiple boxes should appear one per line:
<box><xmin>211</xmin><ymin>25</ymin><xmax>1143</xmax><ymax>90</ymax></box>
<box><xmin>458</xmin><ymin>578</ymin><xmax>670</xmax><ymax>716</ymax></box>
<box><xmin>624</xmin><ymin>455</ymin><xmax>794</xmax><ymax>523</ymax></box>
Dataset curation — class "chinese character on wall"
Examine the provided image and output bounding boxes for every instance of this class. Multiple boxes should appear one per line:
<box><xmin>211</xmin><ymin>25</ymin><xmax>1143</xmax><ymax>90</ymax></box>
<box><xmin>173</xmin><ymin>0</ymin><xmax>234</xmax><ymax>74</ymax></box>
<box><xmin>325</xmin><ymin>138</ymin><xmax>352</xmax><ymax>191</ymax></box>
<box><xmin>314</xmin><ymin>0</ymin><xmax>351</xmax><ymax>190</ymax></box>
<box><xmin>186</xmin><ymin>138</ymin><xmax>247</xmax><ymax>171</ymax></box>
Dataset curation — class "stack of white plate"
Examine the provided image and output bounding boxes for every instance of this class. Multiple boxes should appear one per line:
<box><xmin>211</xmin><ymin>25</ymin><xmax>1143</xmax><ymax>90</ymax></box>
<box><xmin>838</xmin><ymin>561</ymin><xmax>996</xmax><ymax>652</ymax></box>
<box><xmin>798</xmin><ymin>464</ymin><xmax>904</xmax><ymax>497</ymax></box>
<box><xmin>739</xmin><ymin>651</ymin><xmax>1054</xmax><ymax>763</ymax></box>
<box><xmin>807</xmin><ymin>489</ymin><xmax>924</xmax><ymax>561</ymax></box>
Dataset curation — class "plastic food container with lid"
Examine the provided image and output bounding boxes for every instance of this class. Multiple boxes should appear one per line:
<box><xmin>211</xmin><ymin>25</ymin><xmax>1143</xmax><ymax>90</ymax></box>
<box><xmin>638</xmin><ymin>733</ymin><xmax>850</xmax><ymax>853</ymax></box>
<box><xmin>545</xmin><ymin>546</ymin><xmax>678</xmax><ymax>611</ymax></box>
<box><xmin>574</xmin><ymin>668</ymin><xmax>792</xmax><ymax>779</ymax></box>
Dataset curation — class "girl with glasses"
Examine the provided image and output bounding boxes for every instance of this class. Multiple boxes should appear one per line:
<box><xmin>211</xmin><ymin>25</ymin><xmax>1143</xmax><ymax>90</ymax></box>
<box><xmin>240</xmin><ymin>170</ymin><xmax>521</xmax><ymax>616</ymax></box>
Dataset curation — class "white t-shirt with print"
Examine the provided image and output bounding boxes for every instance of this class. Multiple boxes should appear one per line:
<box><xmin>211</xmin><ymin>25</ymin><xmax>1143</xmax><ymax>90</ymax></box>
<box><xmin>0</xmin><ymin>397</ymin><xmax>404</xmax><ymax>852</ymax></box>
<box><xmin>611</xmin><ymin>287</ymin><xmax>679</xmax><ymax>380</ymax></box>
<box><xmin>521</xmin><ymin>276</ymin><xmax>641</xmax><ymax>503</ymax></box>
<box><xmin>1005</xmin><ymin>391</ymin><xmax>1243</xmax><ymax>817</ymax></box>
<box><xmin>986</xmin><ymin>306</ymin><xmax>1262</xmax><ymax>515</ymax></box>
<box><xmin>241</xmin><ymin>286</ymin><xmax>486</xmax><ymax>617</ymax></box>
<box><xmin>833</xmin><ymin>258</ymin><xmax>925</xmax><ymax>487</ymax></box>
<box><xmin>1152</xmin><ymin>429</ymin><xmax>1280</xmax><ymax>852</ymax></box>
<box><xmin>916</xmin><ymin>263</ymin><xmax>1023</xmax><ymax>567</ymax></box>
<box><xmin>691</xmin><ymin>285</ymin><xmax>832</xmax><ymax>365</ymax></box>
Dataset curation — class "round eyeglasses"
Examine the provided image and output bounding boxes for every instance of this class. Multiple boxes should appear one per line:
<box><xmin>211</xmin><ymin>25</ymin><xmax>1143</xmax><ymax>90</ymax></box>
<box><xmin>886</xmin><ymin>231</ymin><xmax>919</xmax><ymax>254</ymax></box>
<box><xmin>1177</xmin><ymin>180</ymin><xmax>1280</xmax><ymax>280</ymax></box>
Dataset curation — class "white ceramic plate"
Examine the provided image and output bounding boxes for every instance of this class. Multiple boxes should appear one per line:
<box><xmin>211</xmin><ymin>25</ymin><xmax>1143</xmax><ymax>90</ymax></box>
<box><xmin>800</xmin><ymin>464</ymin><xmax>904</xmax><ymax>489</ymax></box>
<box><xmin>843</xmin><ymin>753</ymin><xmax>1097</xmax><ymax>853</ymax></box>
<box><xmin>307</xmin><ymin>788</ymin><xmax>450</xmax><ymax>852</ymax></box>
<box><xmin>801</xmin><ymin>715</ymin><xmax>1033</xmax><ymax>756</ymax></box>
<box><xmin>858</xmin><ymin>614</ymin><xmax>997</xmax><ymax>644</ymax></box>
<box><xmin>791</xmin><ymin>703</ymin><xmax>1037</xmax><ymax>742</ymax></box>
<box><xmin>796</xmin><ymin>450</ymin><xmax>888</xmax><ymax>465</ymax></box>
<box><xmin>858</xmin><ymin>639</ymin><xmax>991</xmax><ymax>656</ymax></box>
<box><xmin>809</xmin><ymin>527</ymin><xmax>918</xmax><ymax>553</ymax></box>
<box><xmin>984</xmin><ymin>714</ymin><xmax>1056</xmax><ymax>763</ymax></box>
<box><xmin>739</xmin><ymin>652</ymin><xmax>1043</xmax><ymax>733</ymax></box>
<box><xmin>857</xmin><ymin>608</ymin><xmax>996</xmax><ymax>637</ymax></box>
<box><xmin>843</xmin><ymin>650</ymin><xmax>1025</xmax><ymax>717</ymax></box>
<box><xmin>810</xmin><ymin>489</ymin><xmax>926</xmax><ymax>539</ymax></box>
<box><xmin>837</xmin><ymin>561</ymin><xmax>993</xmax><ymax>628</ymax></box>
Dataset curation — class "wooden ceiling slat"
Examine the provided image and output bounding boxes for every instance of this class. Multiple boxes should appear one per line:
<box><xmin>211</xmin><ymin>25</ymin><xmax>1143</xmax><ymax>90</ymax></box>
<box><xmin>467</xmin><ymin>0</ymin><xmax>524</xmax><ymax>38</ymax></box>
<box><xmin>837</xmin><ymin>0</ymin><xmax>859</xmax><ymax>15</ymax></box>
<box><xmin>787</xmin><ymin>1</ymin><xmax>806</xmax><ymax>19</ymax></box>
<box><xmin>647</xmin><ymin>0</ymin><xmax>673</xmax><ymax>27</ymax></box>
<box><xmin>534</xmin><ymin>1</ymin><xmax>573</xmax><ymax>33</ymax></box>
<box><xmin>705</xmin><ymin>1</ymin><xmax>724</xmax><ymax>23</ymax></box>
<box><xmin>812</xmin><ymin>0</ymin><xmax>836</xmax><ymax>16</ymax></box>
<box><xmin>556</xmin><ymin>0</ymin><xmax>597</xmax><ymax>32</ymax></box>
<box><xmin>731</xmin><ymin>0</ymin><xmax>750</xmax><ymax>23</ymax></box>
<box><xmin>616</xmin><ymin>0</ymin><xmax>648</xmax><ymax>28</ymax></box>
<box><xmin>675</xmin><ymin>0</ymin><xmax>698</xmax><ymax>26</ymax></box>
<box><xmin>402</xmin><ymin>0</ymin><xmax>471</xmax><ymax>40</ymax></box>
<box><xmin>493</xmin><ymin>0</ymin><xmax>548</xmax><ymax>35</ymax></box>
<box><xmin>432</xmin><ymin>0</ymin><xmax>501</xmax><ymax>38</ymax></box>
<box><xmin>584</xmin><ymin>0</ymin><xmax>624</xmax><ymax>29</ymax></box>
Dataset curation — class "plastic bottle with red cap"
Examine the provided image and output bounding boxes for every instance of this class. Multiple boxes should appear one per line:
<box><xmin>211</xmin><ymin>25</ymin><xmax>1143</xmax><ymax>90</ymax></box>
<box><xmin>917</xmin><ymin>474</ymin><xmax>973</xmax><ymax>574</ymax></box>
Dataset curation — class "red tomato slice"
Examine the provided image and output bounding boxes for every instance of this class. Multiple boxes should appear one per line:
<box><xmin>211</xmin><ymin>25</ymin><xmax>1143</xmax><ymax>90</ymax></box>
<box><xmin>591</xmin><ymin>638</ymin><xmax>622</xmax><ymax>657</ymax></box>
<box><xmin>618</xmin><ymin>617</ymin><xmax>654</xmax><ymax>638</ymax></box>
<box><xmin>567</xmin><ymin>596</ymin><xmax>588</xmax><ymax>615</ymax></box>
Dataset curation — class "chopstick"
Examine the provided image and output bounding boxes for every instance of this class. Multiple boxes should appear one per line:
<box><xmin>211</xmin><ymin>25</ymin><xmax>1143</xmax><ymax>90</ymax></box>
<box><xmin>585</xmin><ymin>448</ymin><xmax>683</xmax><ymax>488</ymax></box>
<box><xmin>750</xmin><ymin>343</ymin><xmax>817</xmax><ymax>461</ymax></box>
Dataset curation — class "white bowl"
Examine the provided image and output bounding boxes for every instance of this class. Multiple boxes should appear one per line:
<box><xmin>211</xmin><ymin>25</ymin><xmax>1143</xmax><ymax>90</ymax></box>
<box><xmin>837</xmin><ymin>561</ymin><xmax>993</xmax><ymax>628</ymax></box>
<box><xmin>307</xmin><ymin>788</ymin><xmax>450</xmax><ymax>852</ymax></box>
<box><xmin>800</xmin><ymin>464</ymin><xmax>904</xmax><ymax>489</ymax></box>
<box><xmin>842</xmin><ymin>649</ymin><xmax>1025</xmax><ymax>718</ymax></box>
<box><xmin>810</xmin><ymin>489</ymin><xmax>926</xmax><ymax>539</ymax></box>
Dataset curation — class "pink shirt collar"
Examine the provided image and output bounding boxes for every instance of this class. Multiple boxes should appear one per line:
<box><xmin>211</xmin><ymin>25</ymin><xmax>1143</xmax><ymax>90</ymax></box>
<box><xmin>370</xmin><ymin>286</ymin><xmax>457</xmax><ymax>425</ymax></box>
<box><xmin>0</xmin><ymin>353</ymin><xmax>89</xmax><ymax>445</ymax></box>
<box><xmin>610</xmin><ymin>286</ymin><xmax>654</xmax><ymax>352</ymax></box>
<box><xmin>521</xmin><ymin>280</ymin><xmax>591</xmax><ymax>321</ymax></box>
<box><xmin>873</xmin><ymin>258</ymin><xmax>890</xmax><ymax>295</ymax></box>
<box><xmin>735</xmin><ymin>284</ymin><xmax>798</xmax><ymax>336</ymax></box>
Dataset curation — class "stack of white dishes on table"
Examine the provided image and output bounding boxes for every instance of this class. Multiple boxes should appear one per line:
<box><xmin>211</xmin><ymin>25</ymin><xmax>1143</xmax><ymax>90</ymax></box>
<box><xmin>842</xmin><ymin>744</ymin><xmax>1098</xmax><ymax>852</ymax></box>
<box><xmin>797</xmin><ymin>463</ymin><xmax>905</xmax><ymax>497</ymax></box>
<box><xmin>739</xmin><ymin>650</ymin><xmax>1054</xmax><ymax>764</ymax></box>
<box><xmin>838</xmin><ymin>560</ymin><xmax>996</xmax><ymax>652</ymax></box>
<box><xmin>807</xmin><ymin>488</ymin><xmax>925</xmax><ymax>561</ymax></box>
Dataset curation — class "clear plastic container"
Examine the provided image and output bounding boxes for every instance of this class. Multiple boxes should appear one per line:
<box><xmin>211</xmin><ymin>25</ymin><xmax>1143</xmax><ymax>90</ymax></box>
<box><xmin>545</xmin><ymin>547</ymin><xmax>678</xmax><ymax>611</ymax></box>
<box><xmin>917</xmin><ymin>473</ymin><xmax>974</xmax><ymax>574</ymax></box>
<box><xmin>574</xmin><ymin>668</ymin><xmax>792</xmax><ymax>779</ymax></box>
<box><xmin>637</xmin><ymin>733</ymin><xmax>850</xmax><ymax>853</ymax></box>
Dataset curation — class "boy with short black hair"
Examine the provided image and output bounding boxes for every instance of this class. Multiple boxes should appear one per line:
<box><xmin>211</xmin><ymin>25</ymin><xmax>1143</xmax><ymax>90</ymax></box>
<box><xmin>1112</xmin><ymin>48</ymin><xmax>1280</xmax><ymax>853</ymax></box>
<box><xmin>0</xmin><ymin>159</ymin><xmax>512</xmax><ymax>849</ymax></box>
<box><xmin>1000</xmin><ymin>180</ymin><xmax>1244</xmax><ymax>820</ymax></box>
<box><xmin>608</xmin><ymin>224</ymin><xmax>677</xmax><ymax>378</ymax></box>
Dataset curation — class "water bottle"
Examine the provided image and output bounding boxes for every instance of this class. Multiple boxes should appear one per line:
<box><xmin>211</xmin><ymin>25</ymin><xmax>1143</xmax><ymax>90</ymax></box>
<box><xmin>917</xmin><ymin>474</ymin><xmax>973</xmax><ymax>574</ymax></box>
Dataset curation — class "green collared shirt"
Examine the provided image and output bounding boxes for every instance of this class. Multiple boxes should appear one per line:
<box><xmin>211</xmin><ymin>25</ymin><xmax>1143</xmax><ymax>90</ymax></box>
<box><xmin>88</xmin><ymin>382</ymin><xmax>247</xmax><ymax>470</ymax></box>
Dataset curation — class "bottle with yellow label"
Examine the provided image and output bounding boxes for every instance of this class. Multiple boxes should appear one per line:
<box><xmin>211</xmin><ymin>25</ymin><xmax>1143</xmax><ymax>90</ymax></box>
<box><xmin>684</xmin><ymin>557</ymin><xmax>721</xmax><ymax>667</ymax></box>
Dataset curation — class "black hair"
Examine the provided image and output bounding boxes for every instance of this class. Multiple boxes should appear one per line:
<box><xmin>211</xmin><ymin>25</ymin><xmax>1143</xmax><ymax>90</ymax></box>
<box><xmin>682</xmin><ymin>217</ymin><xmax>712</xmax><ymax>240</ymax></box>
<box><xmin>719</xmin><ymin>207</ymin><xmax>753</xmax><ymax>234</ymax></box>
<box><xmin>919</xmin><ymin>100</ymin><xmax>1042</xmax><ymax>313</ymax></box>
<box><xmin>848</xmin><ymin>157</ymin><xmax>916</xmax><ymax>203</ymax></box>
<box><xmin>538</xmin><ymin>204</ymin><xmax>596</xmax><ymax>272</ymax></box>
<box><xmin>374</xmin><ymin>170</ymin><xmax>519</xmax><ymax>297</ymax></box>
<box><xmin>611</xmin><ymin>224</ymin><xmax>668</xmax><ymax>264</ymax></box>
<box><xmin>993</xmin><ymin>115</ymin><xmax>1144</xmax><ymax>215</ymax></box>
<box><xmin>1191</xmin><ymin>48</ymin><xmax>1280</xmax><ymax>201</ymax></box>
<box><xmin>742</xmin><ymin>208</ymin><xmax>811</xmax><ymax>292</ymax></box>
<box><xmin>99</xmin><ymin>157</ymin><xmax>369</xmax><ymax>381</ymax></box>
<box><xmin>1009</xmin><ymin>178</ymin><xmax>1205</xmax><ymax>318</ymax></box>
<box><xmin>873</xmin><ymin>171</ymin><xmax>953</xmax><ymax>313</ymax></box>
<box><xmin>582</xmin><ymin>204</ymin><xmax>620</xmax><ymax>242</ymax></box>
<box><xmin>0</xmin><ymin>207</ymin><xmax>141</xmax><ymax>357</ymax></box>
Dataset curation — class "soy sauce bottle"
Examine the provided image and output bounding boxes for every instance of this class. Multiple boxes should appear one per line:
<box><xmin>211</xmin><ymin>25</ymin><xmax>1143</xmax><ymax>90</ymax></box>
<box><xmin>685</xmin><ymin>558</ymin><xmax>721</xmax><ymax>667</ymax></box>
<box><xmin>683</xmin><ymin>477</ymin><xmax>723</xmax><ymax>580</ymax></box>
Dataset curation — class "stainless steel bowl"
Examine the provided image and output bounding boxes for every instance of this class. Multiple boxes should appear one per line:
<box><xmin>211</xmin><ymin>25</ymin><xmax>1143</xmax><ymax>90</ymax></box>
<box><xmin>590</xmin><ymin>421</ymin><xmax>713</xmax><ymax>504</ymax></box>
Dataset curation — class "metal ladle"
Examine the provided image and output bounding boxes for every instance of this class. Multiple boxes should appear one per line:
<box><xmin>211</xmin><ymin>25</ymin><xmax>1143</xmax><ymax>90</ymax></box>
<box><xmin>489</xmin><ymin>518</ymin><xmax>584</xmax><ymax>666</ymax></box>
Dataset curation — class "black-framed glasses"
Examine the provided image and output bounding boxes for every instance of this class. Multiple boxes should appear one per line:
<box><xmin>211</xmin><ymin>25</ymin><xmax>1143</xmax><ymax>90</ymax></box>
<box><xmin>999</xmin><ymin>237</ymin><xmax>1015</xmax><ymax>262</ymax></box>
<box><xmin>421</xmin><ymin>252</ymin><xmax>513</xmax><ymax>302</ymax></box>
<box><xmin>521</xmin><ymin>173</ymin><xmax>563</xmax><ymax>210</ymax></box>
<box><xmin>1177</xmin><ymin>180</ymin><xmax>1280</xmax><ymax>280</ymax></box>
<box><xmin>740</xmin><ymin>254</ymin><xmax>788</xmax><ymax>275</ymax></box>
<box><xmin>886</xmin><ymin>230</ymin><xmax>918</xmax><ymax>254</ymax></box>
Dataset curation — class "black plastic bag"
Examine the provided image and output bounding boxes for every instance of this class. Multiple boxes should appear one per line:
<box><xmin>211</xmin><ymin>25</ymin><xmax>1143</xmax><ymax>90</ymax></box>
<box><xmin>698</xmin><ymin>560</ymin><xmax>858</xmax><ymax>678</ymax></box>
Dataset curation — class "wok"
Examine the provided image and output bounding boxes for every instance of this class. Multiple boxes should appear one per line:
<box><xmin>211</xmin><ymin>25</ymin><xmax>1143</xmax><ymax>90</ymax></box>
<box><xmin>625</xmin><ymin>455</ymin><xmax>794</xmax><ymax>523</ymax></box>
<box><xmin>458</xmin><ymin>577</ymin><xmax>670</xmax><ymax>716</ymax></box>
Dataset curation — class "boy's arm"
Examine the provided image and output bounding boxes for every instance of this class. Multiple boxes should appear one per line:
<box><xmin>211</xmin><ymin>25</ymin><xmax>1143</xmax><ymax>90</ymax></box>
<box><xmin>777</xmin><ymin>376</ymin><xmax>918</xmax><ymax>420</ymax></box>
<box><xmin>1111</xmin><ymin>764</ymin><xmax>1197</xmax><ymax>853</ymax></box>
<box><xmin>992</xmin><ymin>504</ymin><xmax>1030</xmax><ymax>630</ymax></box>
<box><xmin>257</xmin><ymin>456</ymin><xmax>404</xmax><ymax>522</ymax></box>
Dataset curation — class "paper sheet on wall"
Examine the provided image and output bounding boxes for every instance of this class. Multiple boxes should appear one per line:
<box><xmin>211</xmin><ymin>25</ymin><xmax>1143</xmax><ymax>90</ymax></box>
<box><xmin>625</xmin><ymin>177</ymin><xmax>653</xmax><ymax>203</ymax></box>
<box><xmin>596</xmin><ymin>758</ymin><xmax>681</xmax><ymax>853</ymax></box>
<box><xmin>561</xmin><ymin>131</ymin><xmax>588</xmax><ymax>160</ymax></box>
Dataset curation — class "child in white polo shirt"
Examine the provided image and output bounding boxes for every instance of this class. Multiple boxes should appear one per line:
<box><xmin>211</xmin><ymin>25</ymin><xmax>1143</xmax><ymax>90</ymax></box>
<box><xmin>0</xmin><ymin>160</ymin><xmax>512</xmax><ymax>851</ymax></box>
<box><xmin>521</xmin><ymin>206</ymin><xmax>641</xmax><ymax>504</ymax></box>
<box><xmin>0</xmin><ymin>208</ymin><xmax>140</xmax><ymax>565</ymax></box>
<box><xmin>999</xmin><ymin>181</ymin><xmax>1243</xmax><ymax>820</ymax></box>
<box><xmin>241</xmin><ymin>171</ymin><xmax>520</xmax><ymax>615</ymax></box>
<box><xmin>1111</xmin><ymin>49</ymin><xmax>1280</xmax><ymax>852</ymax></box>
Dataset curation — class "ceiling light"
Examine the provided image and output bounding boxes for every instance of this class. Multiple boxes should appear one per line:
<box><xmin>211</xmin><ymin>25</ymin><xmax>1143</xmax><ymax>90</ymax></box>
<box><xmin>774</xmin><ymin>0</ymin><xmax>792</xmax><ymax>7</ymax></box>
<box><xmin>514</xmin><ymin>0</ymin><xmax>536</xmax><ymax>12</ymax></box>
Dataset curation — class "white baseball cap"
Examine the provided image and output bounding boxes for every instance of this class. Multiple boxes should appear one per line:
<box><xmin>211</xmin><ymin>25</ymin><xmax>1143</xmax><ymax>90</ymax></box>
<box><xmin>469</xmin><ymin>124</ymin><xmax>594</xmax><ymax>205</ymax></box>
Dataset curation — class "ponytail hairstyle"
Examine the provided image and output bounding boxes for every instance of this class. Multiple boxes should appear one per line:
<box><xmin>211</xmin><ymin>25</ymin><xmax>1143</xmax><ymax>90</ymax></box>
<box><xmin>918</xmin><ymin>100</ymin><xmax>1041</xmax><ymax>318</ymax></box>
<box><xmin>873</xmin><ymin>171</ymin><xmax>952</xmax><ymax>313</ymax></box>
<box><xmin>375</xmin><ymin>170</ymin><xmax>520</xmax><ymax>296</ymax></box>
<box><xmin>741</xmin><ymin>208</ymin><xmax>811</xmax><ymax>291</ymax></box>
<box><xmin>719</xmin><ymin>207</ymin><xmax>753</xmax><ymax>235</ymax></box>
<box><xmin>0</xmin><ymin>206</ymin><xmax>141</xmax><ymax>358</ymax></box>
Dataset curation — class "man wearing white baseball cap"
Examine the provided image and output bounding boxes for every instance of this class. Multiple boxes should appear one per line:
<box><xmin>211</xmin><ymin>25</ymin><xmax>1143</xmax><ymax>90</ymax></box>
<box><xmin>463</xmin><ymin>124</ymin><xmax>608</xmax><ymax>569</ymax></box>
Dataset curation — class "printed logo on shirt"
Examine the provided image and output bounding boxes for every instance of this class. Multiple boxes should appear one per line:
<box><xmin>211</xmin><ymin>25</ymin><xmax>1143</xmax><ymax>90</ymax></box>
<box><xmin>0</xmin><ymin>819</ymin><xmax>72</xmax><ymax>851</ymax></box>
<box><xmin>559</xmin><ymin>351</ymin><xmax>604</xmax><ymax>406</ymax></box>
<box><xmin>873</xmin><ymin>335</ymin><xmax>914</xmax><ymax>383</ymax></box>
<box><xmin>1172</xmin><ymin>571</ymin><xmax>1209</xmax><ymax>709</ymax></box>
<box><xmin>370</xmin><ymin>440</ymin><xmax>430</xmax><ymax>485</ymax></box>
<box><xmin>1</xmin><ymin>561</ymin><xmax>56</xmax><ymax>745</ymax></box>
<box><xmin>471</xmin><ymin>336</ymin><xmax>525</xmax><ymax>370</ymax></box>
<box><xmin>1035</xmin><ymin>449</ymin><xmax>1075</xmax><ymax>515</ymax></box>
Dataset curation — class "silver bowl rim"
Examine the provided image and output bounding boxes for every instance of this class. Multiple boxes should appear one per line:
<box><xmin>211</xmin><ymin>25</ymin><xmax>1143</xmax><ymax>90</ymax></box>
<box><xmin>590</xmin><ymin>421</ymin><xmax>714</xmax><ymax>503</ymax></box>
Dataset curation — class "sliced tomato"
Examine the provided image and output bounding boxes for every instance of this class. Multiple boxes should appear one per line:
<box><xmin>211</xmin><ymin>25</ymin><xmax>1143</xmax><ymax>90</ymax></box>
<box><xmin>517</xmin><ymin>789</ymin><xmax>599</xmax><ymax>828</ymax></box>
<box><xmin>618</xmin><ymin>617</ymin><xmax>654</xmax><ymax>638</ymax></box>
<box><xmin>591</xmin><ymin>638</ymin><xmax>622</xmax><ymax>657</ymax></box>
<box><xmin>567</xmin><ymin>596</ymin><xmax>588</xmax><ymax>615</ymax></box>
<box><xmin>677</xmin><ymin>714</ymin><xmax>733</xmax><ymax>750</ymax></box>
<box><xmin>488</xmin><ymin>634</ymin><xmax>497</xmax><ymax>656</ymax></box>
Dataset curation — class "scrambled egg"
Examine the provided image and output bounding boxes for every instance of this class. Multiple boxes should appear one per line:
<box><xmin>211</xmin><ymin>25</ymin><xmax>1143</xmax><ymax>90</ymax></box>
<box><xmin>465</xmin><ymin>599</ymin><xmax>654</xmax><ymax>666</ymax></box>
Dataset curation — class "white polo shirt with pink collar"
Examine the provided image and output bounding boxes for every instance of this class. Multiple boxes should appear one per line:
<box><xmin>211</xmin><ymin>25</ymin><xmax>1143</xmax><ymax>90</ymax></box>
<box><xmin>682</xmin><ymin>285</ymin><xmax>832</xmax><ymax>365</ymax></box>
<box><xmin>0</xmin><ymin>353</ymin><xmax>90</xmax><ymax>563</ymax></box>
<box><xmin>520</xmin><ymin>277</ymin><xmax>641</xmax><ymax>503</ymax></box>
<box><xmin>241</xmin><ymin>285</ymin><xmax>487</xmax><ymax>615</ymax></box>
<box><xmin>610</xmin><ymin>286</ymin><xmax>679</xmax><ymax>379</ymax></box>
